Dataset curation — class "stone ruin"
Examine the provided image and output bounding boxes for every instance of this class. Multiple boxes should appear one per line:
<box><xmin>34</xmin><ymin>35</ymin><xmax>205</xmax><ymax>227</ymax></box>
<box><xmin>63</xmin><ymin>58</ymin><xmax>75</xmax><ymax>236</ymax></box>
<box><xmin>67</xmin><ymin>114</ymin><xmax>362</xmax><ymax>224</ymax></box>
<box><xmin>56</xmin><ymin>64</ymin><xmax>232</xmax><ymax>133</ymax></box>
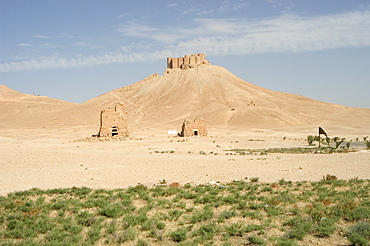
<box><xmin>165</xmin><ymin>53</ymin><xmax>210</xmax><ymax>74</ymax></box>
<box><xmin>180</xmin><ymin>118</ymin><xmax>207</xmax><ymax>137</ymax></box>
<box><xmin>97</xmin><ymin>101</ymin><xmax>130</xmax><ymax>138</ymax></box>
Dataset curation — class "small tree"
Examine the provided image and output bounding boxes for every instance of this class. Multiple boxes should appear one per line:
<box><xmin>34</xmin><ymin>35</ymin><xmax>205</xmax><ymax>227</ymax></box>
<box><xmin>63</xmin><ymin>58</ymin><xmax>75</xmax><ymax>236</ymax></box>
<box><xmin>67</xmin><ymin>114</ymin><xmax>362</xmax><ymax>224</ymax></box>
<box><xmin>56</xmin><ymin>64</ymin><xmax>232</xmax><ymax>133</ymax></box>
<box><xmin>332</xmin><ymin>137</ymin><xmax>345</xmax><ymax>149</ymax></box>
<box><xmin>346</xmin><ymin>141</ymin><xmax>351</xmax><ymax>149</ymax></box>
<box><xmin>307</xmin><ymin>135</ymin><xmax>315</xmax><ymax>146</ymax></box>
<box><xmin>364</xmin><ymin>136</ymin><xmax>370</xmax><ymax>150</ymax></box>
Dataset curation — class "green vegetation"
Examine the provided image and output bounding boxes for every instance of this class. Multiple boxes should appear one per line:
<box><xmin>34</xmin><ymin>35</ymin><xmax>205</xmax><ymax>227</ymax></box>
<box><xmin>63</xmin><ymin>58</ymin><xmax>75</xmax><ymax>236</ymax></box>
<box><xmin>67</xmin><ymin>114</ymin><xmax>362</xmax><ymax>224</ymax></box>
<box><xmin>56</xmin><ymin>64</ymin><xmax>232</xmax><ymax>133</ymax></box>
<box><xmin>226</xmin><ymin>146</ymin><xmax>354</xmax><ymax>155</ymax></box>
<box><xmin>306</xmin><ymin>135</ymin><xmax>369</xmax><ymax>150</ymax></box>
<box><xmin>364</xmin><ymin>136</ymin><xmax>370</xmax><ymax>150</ymax></box>
<box><xmin>1</xmin><ymin>180</ymin><xmax>369</xmax><ymax>245</ymax></box>
<box><xmin>347</xmin><ymin>222</ymin><xmax>370</xmax><ymax>245</ymax></box>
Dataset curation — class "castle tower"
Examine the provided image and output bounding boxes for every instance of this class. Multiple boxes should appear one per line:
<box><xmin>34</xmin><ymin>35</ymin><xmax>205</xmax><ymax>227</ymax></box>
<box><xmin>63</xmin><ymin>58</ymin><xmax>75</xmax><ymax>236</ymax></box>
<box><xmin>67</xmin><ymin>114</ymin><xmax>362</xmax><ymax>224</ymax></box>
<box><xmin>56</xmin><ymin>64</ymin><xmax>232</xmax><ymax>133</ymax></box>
<box><xmin>98</xmin><ymin>101</ymin><xmax>130</xmax><ymax>138</ymax></box>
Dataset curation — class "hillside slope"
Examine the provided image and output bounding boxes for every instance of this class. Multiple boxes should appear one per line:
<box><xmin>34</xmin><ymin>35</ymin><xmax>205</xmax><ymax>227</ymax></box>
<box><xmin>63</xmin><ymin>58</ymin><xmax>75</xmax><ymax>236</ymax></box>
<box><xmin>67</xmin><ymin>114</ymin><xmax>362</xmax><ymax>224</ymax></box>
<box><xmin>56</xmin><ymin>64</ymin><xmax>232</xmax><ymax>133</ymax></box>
<box><xmin>2</xmin><ymin>63</ymin><xmax>369</xmax><ymax>133</ymax></box>
<box><xmin>42</xmin><ymin>64</ymin><xmax>369</xmax><ymax>132</ymax></box>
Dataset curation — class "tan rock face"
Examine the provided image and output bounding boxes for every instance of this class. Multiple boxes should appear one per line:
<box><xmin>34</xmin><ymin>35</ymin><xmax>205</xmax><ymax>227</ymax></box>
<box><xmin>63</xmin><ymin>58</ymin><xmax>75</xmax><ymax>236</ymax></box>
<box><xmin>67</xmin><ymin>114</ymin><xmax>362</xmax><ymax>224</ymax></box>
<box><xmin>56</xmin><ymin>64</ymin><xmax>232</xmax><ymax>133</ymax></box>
<box><xmin>166</xmin><ymin>53</ymin><xmax>210</xmax><ymax>74</ymax></box>
<box><xmin>180</xmin><ymin>118</ymin><xmax>207</xmax><ymax>137</ymax></box>
<box><xmin>98</xmin><ymin>101</ymin><xmax>129</xmax><ymax>138</ymax></box>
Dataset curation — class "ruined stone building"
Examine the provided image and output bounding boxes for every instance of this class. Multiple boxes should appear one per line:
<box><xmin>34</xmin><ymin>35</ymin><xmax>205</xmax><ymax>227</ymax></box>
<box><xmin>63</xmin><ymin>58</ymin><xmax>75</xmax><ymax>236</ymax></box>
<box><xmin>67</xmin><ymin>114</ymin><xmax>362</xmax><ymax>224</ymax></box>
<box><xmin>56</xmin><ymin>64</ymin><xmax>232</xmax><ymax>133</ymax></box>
<box><xmin>180</xmin><ymin>118</ymin><xmax>207</xmax><ymax>137</ymax></box>
<box><xmin>165</xmin><ymin>53</ymin><xmax>210</xmax><ymax>74</ymax></box>
<box><xmin>98</xmin><ymin>101</ymin><xmax>130</xmax><ymax>138</ymax></box>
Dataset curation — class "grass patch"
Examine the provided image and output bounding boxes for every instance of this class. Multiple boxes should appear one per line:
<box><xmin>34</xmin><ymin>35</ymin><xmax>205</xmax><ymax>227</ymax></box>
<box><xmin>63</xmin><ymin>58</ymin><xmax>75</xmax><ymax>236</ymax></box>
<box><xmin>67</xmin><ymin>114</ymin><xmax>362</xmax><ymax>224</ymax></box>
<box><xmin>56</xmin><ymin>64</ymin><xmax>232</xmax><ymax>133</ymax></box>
<box><xmin>226</xmin><ymin>146</ymin><xmax>357</xmax><ymax>155</ymax></box>
<box><xmin>0</xmin><ymin>180</ymin><xmax>369</xmax><ymax>245</ymax></box>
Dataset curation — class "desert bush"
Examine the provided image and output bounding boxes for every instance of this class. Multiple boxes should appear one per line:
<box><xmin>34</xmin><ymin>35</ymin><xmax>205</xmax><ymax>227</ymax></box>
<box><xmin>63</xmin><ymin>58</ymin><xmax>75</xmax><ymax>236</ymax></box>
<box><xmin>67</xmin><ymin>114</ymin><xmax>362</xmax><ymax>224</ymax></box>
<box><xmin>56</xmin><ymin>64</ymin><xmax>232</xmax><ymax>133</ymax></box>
<box><xmin>347</xmin><ymin>221</ymin><xmax>370</xmax><ymax>246</ymax></box>
<box><xmin>248</xmin><ymin>235</ymin><xmax>266</xmax><ymax>245</ymax></box>
<box><xmin>284</xmin><ymin>217</ymin><xmax>313</xmax><ymax>240</ymax></box>
<box><xmin>191</xmin><ymin>223</ymin><xmax>218</xmax><ymax>242</ymax></box>
<box><xmin>315</xmin><ymin>217</ymin><xmax>337</xmax><ymax>237</ymax></box>
<box><xmin>307</xmin><ymin>135</ymin><xmax>317</xmax><ymax>146</ymax></box>
<box><xmin>188</xmin><ymin>207</ymin><xmax>214</xmax><ymax>223</ymax></box>
<box><xmin>99</xmin><ymin>203</ymin><xmax>127</xmax><ymax>218</ymax></box>
<box><xmin>346</xmin><ymin>141</ymin><xmax>351</xmax><ymax>149</ymax></box>
<box><xmin>224</xmin><ymin>222</ymin><xmax>247</xmax><ymax>237</ymax></box>
<box><xmin>250</xmin><ymin>177</ymin><xmax>260</xmax><ymax>182</ymax></box>
<box><xmin>364</xmin><ymin>136</ymin><xmax>370</xmax><ymax>149</ymax></box>
<box><xmin>332</xmin><ymin>137</ymin><xmax>346</xmax><ymax>148</ymax></box>
<box><xmin>169</xmin><ymin>227</ymin><xmax>187</xmax><ymax>242</ymax></box>
<box><xmin>218</xmin><ymin>210</ymin><xmax>237</xmax><ymax>222</ymax></box>
<box><xmin>348</xmin><ymin>206</ymin><xmax>370</xmax><ymax>221</ymax></box>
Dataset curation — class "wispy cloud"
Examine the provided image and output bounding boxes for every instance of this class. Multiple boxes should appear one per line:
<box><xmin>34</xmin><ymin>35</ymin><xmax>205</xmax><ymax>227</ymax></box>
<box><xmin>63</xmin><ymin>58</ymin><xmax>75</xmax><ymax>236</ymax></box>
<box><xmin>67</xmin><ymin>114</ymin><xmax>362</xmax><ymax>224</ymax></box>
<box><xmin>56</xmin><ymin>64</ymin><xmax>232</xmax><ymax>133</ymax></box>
<box><xmin>265</xmin><ymin>0</ymin><xmax>294</xmax><ymax>9</ymax></box>
<box><xmin>170</xmin><ymin>0</ymin><xmax>250</xmax><ymax>16</ymax></box>
<box><xmin>119</xmin><ymin>10</ymin><xmax>370</xmax><ymax>54</ymax></box>
<box><xmin>1</xmin><ymin>11</ymin><xmax>370</xmax><ymax>72</ymax></box>
<box><xmin>32</xmin><ymin>34</ymin><xmax>52</xmax><ymax>39</ymax></box>
<box><xmin>72</xmin><ymin>42</ymin><xmax>104</xmax><ymax>50</ymax></box>
<box><xmin>17</xmin><ymin>43</ymin><xmax>32</xmax><ymax>47</ymax></box>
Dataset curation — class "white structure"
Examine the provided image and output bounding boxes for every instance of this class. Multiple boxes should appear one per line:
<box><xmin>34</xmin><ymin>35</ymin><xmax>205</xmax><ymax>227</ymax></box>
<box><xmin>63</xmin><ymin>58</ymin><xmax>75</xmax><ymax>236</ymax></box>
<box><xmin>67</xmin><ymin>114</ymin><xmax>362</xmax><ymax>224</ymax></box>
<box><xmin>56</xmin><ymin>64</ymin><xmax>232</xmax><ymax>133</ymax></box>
<box><xmin>167</xmin><ymin>129</ymin><xmax>178</xmax><ymax>135</ymax></box>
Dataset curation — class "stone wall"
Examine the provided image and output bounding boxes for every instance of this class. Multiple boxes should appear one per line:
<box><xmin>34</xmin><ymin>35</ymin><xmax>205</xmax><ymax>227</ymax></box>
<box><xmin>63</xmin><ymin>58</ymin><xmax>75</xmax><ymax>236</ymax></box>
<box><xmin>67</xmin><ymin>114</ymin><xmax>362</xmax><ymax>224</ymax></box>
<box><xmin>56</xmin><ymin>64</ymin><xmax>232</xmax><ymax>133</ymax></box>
<box><xmin>180</xmin><ymin>118</ymin><xmax>207</xmax><ymax>137</ymax></box>
<box><xmin>165</xmin><ymin>53</ymin><xmax>210</xmax><ymax>73</ymax></box>
<box><xmin>98</xmin><ymin>101</ymin><xmax>130</xmax><ymax>138</ymax></box>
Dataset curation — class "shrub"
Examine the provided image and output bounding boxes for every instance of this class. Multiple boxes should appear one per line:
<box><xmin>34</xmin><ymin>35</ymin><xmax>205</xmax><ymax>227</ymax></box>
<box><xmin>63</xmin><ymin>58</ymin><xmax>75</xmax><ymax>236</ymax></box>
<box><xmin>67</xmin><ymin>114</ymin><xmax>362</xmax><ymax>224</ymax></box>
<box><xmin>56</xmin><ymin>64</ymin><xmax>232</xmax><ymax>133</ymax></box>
<box><xmin>315</xmin><ymin>217</ymin><xmax>336</xmax><ymax>237</ymax></box>
<box><xmin>250</xmin><ymin>177</ymin><xmax>260</xmax><ymax>182</ymax></box>
<box><xmin>189</xmin><ymin>208</ymin><xmax>214</xmax><ymax>223</ymax></box>
<box><xmin>364</xmin><ymin>136</ymin><xmax>370</xmax><ymax>150</ymax></box>
<box><xmin>348</xmin><ymin>206</ymin><xmax>370</xmax><ymax>221</ymax></box>
<box><xmin>276</xmin><ymin>238</ymin><xmax>300</xmax><ymax>246</ymax></box>
<box><xmin>136</xmin><ymin>239</ymin><xmax>149</xmax><ymax>246</ymax></box>
<box><xmin>99</xmin><ymin>203</ymin><xmax>126</xmax><ymax>218</ymax></box>
<box><xmin>192</xmin><ymin>223</ymin><xmax>218</xmax><ymax>242</ymax></box>
<box><xmin>284</xmin><ymin>217</ymin><xmax>313</xmax><ymax>240</ymax></box>
<box><xmin>248</xmin><ymin>235</ymin><xmax>266</xmax><ymax>245</ymax></box>
<box><xmin>169</xmin><ymin>227</ymin><xmax>187</xmax><ymax>242</ymax></box>
<box><xmin>347</xmin><ymin>221</ymin><xmax>370</xmax><ymax>246</ymax></box>
<box><xmin>307</xmin><ymin>135</ymin><xmax>316</xmax><ymax>146</ymax></box>
<box><xmin>218</xmin><ymin>210</ymin><xmax>237</xmax><ymax>221</ymax></box>
<box><xmin>332</xmin><ymin>137</ymin><xmax>345</xmax><ymax>149</ymax></box>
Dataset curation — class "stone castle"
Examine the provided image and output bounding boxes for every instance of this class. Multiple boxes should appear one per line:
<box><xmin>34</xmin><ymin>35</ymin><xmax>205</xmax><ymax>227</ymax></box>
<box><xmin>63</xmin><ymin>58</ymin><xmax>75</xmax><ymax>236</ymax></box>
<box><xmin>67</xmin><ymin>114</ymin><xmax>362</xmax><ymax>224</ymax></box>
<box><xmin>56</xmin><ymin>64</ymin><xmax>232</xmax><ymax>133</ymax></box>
<box><xmin>98</xmin><ymin>101</ymin><xmax>130</xmax><ymax>138</ymax></box>
<box><xmin>165</xmin><ymin>53</ymin><xmax>210</xmax><ymax>74</ymax></box>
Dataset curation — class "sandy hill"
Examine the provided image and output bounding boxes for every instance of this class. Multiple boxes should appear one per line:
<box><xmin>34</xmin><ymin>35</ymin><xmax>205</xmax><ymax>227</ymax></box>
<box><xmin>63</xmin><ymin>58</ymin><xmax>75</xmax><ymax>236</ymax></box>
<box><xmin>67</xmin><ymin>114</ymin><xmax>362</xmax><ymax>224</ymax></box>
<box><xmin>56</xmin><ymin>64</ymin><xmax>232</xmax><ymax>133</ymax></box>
<box><xmin>40</xmin><ymin>61</ymin><xmax>369</xmax><ymax>133</ymax></box>
<box><xmin>0</xmin><ymin>85</ymin><xmax>76</xmax><ymax>128</ymax></box>
<box><xmin>1</xmin><ymin>56</ymin><xmax>369</xmax><ymax>134</ymax></box>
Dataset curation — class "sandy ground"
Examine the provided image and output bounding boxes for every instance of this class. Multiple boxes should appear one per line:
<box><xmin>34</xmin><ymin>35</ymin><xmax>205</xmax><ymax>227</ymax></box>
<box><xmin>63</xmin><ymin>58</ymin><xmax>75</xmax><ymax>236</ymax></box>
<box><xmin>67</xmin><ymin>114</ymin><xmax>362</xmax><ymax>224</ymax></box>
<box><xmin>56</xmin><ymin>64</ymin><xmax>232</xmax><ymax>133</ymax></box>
<box><xmin>1</xmin><ymin>126</ymin><xmax>369</xmax><ymax>196</ymax></box>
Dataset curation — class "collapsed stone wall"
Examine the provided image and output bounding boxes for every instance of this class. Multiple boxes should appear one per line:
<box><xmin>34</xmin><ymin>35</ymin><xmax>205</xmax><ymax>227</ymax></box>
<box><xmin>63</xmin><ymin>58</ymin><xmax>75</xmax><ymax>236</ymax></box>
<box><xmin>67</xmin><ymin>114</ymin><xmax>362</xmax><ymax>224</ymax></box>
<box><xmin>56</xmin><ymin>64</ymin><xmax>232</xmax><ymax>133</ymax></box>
<box><xmin>180</xmin><ymin>118</ymin><xmax>207</xmax><ymax>137</ymax></box>
<box><xmin>98</xmin><ymin>101</ymin><xmax>130</xmax><ymax>138</ymax></box>
<box><xmin>166</xmin><ymin>53</ymin><xmax>210</xmax><ymax>74</ymax></box>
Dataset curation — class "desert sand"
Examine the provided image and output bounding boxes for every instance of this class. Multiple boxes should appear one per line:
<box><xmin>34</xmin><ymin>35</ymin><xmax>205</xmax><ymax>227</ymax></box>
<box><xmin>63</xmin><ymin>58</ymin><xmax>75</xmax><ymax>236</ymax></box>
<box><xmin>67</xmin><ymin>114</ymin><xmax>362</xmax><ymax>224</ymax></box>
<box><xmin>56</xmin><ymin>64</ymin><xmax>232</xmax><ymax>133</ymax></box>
<box><xmin>1</xmin><ymin>57</ymin><xmax>369</xmax><ymax>195</ymax></box>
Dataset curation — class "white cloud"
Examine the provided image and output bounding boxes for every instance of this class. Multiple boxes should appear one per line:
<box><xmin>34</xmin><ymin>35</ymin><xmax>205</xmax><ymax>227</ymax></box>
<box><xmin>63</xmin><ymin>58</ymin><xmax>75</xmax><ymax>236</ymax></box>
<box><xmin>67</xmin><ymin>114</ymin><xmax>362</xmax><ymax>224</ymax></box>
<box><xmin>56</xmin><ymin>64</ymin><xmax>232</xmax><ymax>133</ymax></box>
<box><xmin>174</xmin><ymin>0</ymin><xmax>250</xmax><ymax>16</ymax></box>
<box><xmin>2</xmin><ymin>11</ymin><xmax>370</xmax><ymax>72</ymax></box>
<box><xmin>72</xmin><ymin>42</ymin><xmax>104</xmax><ymax>50</ymax></box>
<box><xmin>119</xmin><ymin>11</ymin><xmax>370</xmax><ymax>54</ymax></box>
<box><xmin>32</xmin><ymin>34</ymin><xmax>52</xmax><ymax>39</ymax></box>
<box><xmin>17</xmin><ymin>43</ymin><xmax>32</xmax><ymax>47</ymax></box>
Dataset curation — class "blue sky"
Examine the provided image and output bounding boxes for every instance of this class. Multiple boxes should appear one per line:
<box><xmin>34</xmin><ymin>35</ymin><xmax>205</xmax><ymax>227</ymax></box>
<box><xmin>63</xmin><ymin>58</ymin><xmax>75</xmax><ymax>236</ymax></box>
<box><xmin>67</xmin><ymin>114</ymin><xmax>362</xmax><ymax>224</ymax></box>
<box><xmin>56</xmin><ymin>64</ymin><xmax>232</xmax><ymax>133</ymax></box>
<box><xmin>1</xmin><ymin>0</ymin><xmax>369</xmax><ymax>108</ymax></box>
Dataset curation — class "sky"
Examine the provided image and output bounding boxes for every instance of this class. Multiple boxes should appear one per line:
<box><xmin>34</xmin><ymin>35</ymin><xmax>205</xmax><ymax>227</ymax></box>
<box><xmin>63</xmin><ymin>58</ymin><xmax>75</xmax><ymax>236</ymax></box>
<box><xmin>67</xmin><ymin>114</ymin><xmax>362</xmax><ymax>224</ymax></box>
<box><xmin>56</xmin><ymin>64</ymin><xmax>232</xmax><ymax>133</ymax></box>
<box><xmin>1</xmin><ymin>0</ymin><xmax>370</xmax><ymax>108</ymax></box>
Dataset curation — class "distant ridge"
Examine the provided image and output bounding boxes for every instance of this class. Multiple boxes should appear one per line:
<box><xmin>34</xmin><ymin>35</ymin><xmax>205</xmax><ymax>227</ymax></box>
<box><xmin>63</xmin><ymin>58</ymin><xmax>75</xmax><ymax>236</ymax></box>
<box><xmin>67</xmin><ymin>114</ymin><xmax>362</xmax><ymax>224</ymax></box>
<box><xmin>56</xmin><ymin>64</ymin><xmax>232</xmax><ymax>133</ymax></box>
<box><xmin>0</xmin><ymin>84</ymin><xmax>75</xmax><ymax>127</ymax></box>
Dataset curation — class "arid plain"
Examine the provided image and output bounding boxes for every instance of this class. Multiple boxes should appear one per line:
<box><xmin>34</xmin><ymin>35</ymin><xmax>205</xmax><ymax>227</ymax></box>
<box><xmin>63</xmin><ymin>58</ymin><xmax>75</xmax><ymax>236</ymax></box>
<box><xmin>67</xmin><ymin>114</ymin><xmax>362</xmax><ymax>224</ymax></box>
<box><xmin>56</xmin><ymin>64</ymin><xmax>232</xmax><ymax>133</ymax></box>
<box><xmin>1</xmin><ymin>57</ymin><xmax>369</xmax><ymax>195</ymax></box>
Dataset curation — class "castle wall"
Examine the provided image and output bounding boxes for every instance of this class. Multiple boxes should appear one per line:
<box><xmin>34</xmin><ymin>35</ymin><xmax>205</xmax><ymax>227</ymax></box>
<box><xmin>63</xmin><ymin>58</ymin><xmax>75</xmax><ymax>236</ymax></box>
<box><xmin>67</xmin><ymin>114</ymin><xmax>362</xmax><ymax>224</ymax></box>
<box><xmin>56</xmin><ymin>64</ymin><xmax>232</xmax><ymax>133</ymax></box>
<box><xmin>166</xmin><ymin>53</ymin><xmax>210</xmax><ymax>72</ymax></box>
